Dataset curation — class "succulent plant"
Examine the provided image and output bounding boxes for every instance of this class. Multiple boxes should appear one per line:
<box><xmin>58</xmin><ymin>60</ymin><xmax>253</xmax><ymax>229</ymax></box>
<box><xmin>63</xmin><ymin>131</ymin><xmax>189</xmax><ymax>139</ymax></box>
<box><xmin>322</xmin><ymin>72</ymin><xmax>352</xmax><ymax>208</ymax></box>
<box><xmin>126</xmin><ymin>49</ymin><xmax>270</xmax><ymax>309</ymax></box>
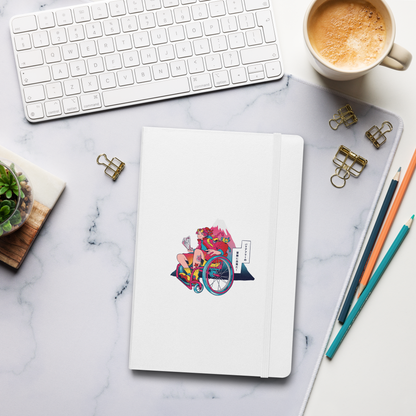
<box><xmin>0</xmin><ymin>200</ymin><xmax>22</xmax><ymax>236</ymax></box>
<box><xmin>0</xmin><ymin>162</ymin><xmax>25</xmax><ymax>200</ymax></box>
<box><xmin>0</xmin><ymin>162</ymin><xmax>25</xmax><ymax>236</ymax></box>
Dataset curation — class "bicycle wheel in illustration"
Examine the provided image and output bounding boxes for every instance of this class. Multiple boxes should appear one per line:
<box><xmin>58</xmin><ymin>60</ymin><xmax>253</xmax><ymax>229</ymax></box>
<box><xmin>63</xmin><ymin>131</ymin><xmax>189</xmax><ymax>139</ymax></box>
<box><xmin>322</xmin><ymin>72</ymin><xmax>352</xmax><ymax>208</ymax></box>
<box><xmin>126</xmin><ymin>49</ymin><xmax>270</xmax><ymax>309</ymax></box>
<box><xmin>202</xmin><ymin>256</ymin><xmax>234</xmax><ymax>296</ymax></box>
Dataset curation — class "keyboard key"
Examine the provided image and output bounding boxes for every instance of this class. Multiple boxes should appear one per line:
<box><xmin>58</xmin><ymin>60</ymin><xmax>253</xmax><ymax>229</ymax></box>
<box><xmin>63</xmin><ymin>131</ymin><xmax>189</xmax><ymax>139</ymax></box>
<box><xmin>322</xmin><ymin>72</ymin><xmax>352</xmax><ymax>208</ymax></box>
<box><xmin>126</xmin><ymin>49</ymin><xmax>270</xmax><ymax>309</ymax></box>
<box><xmin>80</xmin><ymin>93</ymin><xmax>102</xmax><ymax>110</ymax></box>
<box><xmin>99</xmin><ymin>72</ymin><xmax>117</xmax><ymax>89</ymax></box>
<box><xmin>145</xmin><ymin>0</ymin><xmax>162</xmax><ymax>11</ymax></box>
<box><xmin>238</xmin><ymin>13</ymin><xmax>255</xmax><ymax>29</ymax></box>
<box><xmin>116</xmin><ymin>34</ymin><xmax>133</xmax><ymax>50</ymax></box>
<box><xmin>69</xmin><ymin>60</ymin><xmax>87</xmax><ymax>76</ymax></box>
<box><xmin>26</xmin><ymin>103</ymin><xmax>44</xmax><ymax>119</ymax></box>
<box><xmin>256</xmin><ymin>10</ymin><xmax>276</xmax><ymax>42</ymax></box>
<box><xmin>12</xmin><ymin>15</ymin><xmax>37</xmax><ymax>33</ymax></box>
<box><xmin>68</xmin><ymin>25</ymin><xmax>86</xmax><ymax>42</ymax></box>
<box><xmin>168</xmin><ymin>26</ymin><xmax>185</xmax><ymax>42</ymax></box>
<box><xmin>192</xmin><ymin>4</ymin><xmax>209</xmax><ymax>20</ymax></box>
<box><xmin>213</xmin><ymin>70</ymin><xmax>230</xmax><ymax>87</ymax></box>
<box><xmin>103</xmin><ymin>77</ymin><xmax>190</xmax><ymax>106</ymax></box>
<box><xmin>190</xmin><ymin>73</ymin><xmax>211</xmax><ymax>90</ymax></box>
<box><xmin>21</xmin><ymin>66</ymin><xmax>51</xmax><ymax>85</ymax></box>
<box><xmin>152</xmin><ymin>63</ymin><xmax>169</xmax><ymax>80</ymax></box>
<box><xmin>23</xmin><ymin>84</ymin><xmax>45</xmax><ymax>102</ymax></box>
<box><xmin>82</xmin><ymin>76</ymin><xmax>99</xmax><ymax>92</ymax></box>
<box><xmin>228</xmin><ymin>32</ymin><xmax>245</xmax><ymax>49</ymax></box>
<box><xmin>104</xmin><ymin>19</ymin><xmax>121</xmax><ymax>35</ymax></box>
<box><xmin>135</xmin><ymin>66</ymin><xmax>152</xmax><ymax>82</ymax></box>
<box><xmin>109</xmin><ymin>1</ymin><xmax>127</xmax><ymax>17</ymax></box>
<box><xmin>56</xmin><ymin>10</ymin><xmax>73</xmax><ymax>26</ymax></box>
<box><xmin>174</xmin><ymin>7</ymin><xmax>191</xmax><ymax>23</ymax></box>
<box><xmin>46</xmin><ymin>82</ymin><xmax>63</xmax><ymax>98</ymax></box>
<box><xmin>240</xmin><ymin>44</ymin><xmax>278</xmax><ymax>64</ymax></box>
<box><xmin>92</xmin><ymin>4</ymin><xmax>109</xmax><ymax>20</ymax></box>
<box><xmin>244</xmin><ymin>0</ymin><xmax>270</xmax><ymax>11</ymax></box>
<box><xmin>50</xmin><ymin>28</ymin><xmax>68</xmax><ymax>45</ymax></box>
<box><xmin>64</xmin><ymin>79</ymin><xmax>81</xmax><ymax>95</ymax></box>
<box><xmin>105</xmin><ymin>54</ymin><xmax>123</xmax><ymax>70</ymax></box>
<box><xmin>246</xmin><ymin>29</ymin><xmax>262</xmax><ymax>46</ymax></box>
<box><xmin>87</xmin><ymin>57</ymin><xmax>105</xmax><ymax>73</ymax></box>
<box><xmin>223</xmin><ymin>50</ymin><xmax>239</xmax><ymax>67</ymax></box>
<box><xmin>133</xmin><ymin>31</ymin><xmax>151</xmax><ymax>47</ymax></box>
<box><xmin>188</xmin><ymin>56</ymin><xmax>204</xmax><ymax>73</ymax></box>
<box><xmin>38</xmin><ymin>12</ymin><xmax>55</xmax><ymax>30</ymax></box>
<box><xmin>123</xmin><ymin>50</ymin><xmax>140</xmax><ymax>66</ymax></box>
<box><xmin>122</xmin><ymin>16</ymin><xmax>139</xmax><ymax>32</ymax></box>
<box><xmin>139</xmin><ymin>13</ymin><xmax>156</xmax><ymax>29</ymax></box>
<box><xmin>45</xmin><ymin>46</ymin><xmax>62</xmax><ymax>63</ymax></box>
<box><xmin>32</xmin><ymin>31</ymin><xmax>50</xmax><ymax>48</ymax></box>
<box><xmin>80</xmin><ymin>40</ymin><xmax>97</xmax><ymax>57</ymax></box>
<box><xmin>86</xmin><ymin>22</ymin><xmax>103</xmax><ymax>38</ymax></box>
<box><xmin>170</xmin><ymin>60</ymin><xmax>187</xmax><ymax>76</ymax></box>
<box><xmin>230</xmin><ymin>67</ymin><xmax>247</xmax><ymax>83</ymax></box>
<box><xmin>203</xmin><ymin>19</ymin><xmax>220</xmax><ymax>36</ymax></box>
<box><xmin>63</xmin><ymin>97</ymin><xmax>80</xmax><ymax>113</ymax></box>
<box><xmin>74</xmin><ymin>6</ymin><xmax>91</xmax><ymax>23</ymax></box>
<box><xmin>14</xmin><ymin>34</ymin><xmax>31</xmax><ymax>51</ymax></box>
<box><xmin>98</xmin><ymin>37</ymin><xmax>115</xmax><ymax>54</ymax></box>
<box><xmin>62</xmin><ymin>44</ymin><xmax>80</xmax><ymax>60</ymax></box>
<box><xmin>45</xmin><ymin>100</ymin><xmax>62</xmax><ymax>117</ymax></box>
<box><xmin>226</xmin><ymin>0</ymin><xmax>244</xmax><ymax>14</ymax></box>
<box><xmin>52</xmin><ymin>63</ymin><xmax>69</xmax><ymax>80</ymax></box>
<box><xmin>127</xmin><ymin>0</ymin><xmax>145</xmax><ymax>13</ymax></box>
<box><xmin>209</xmin><ymin>1</ymin><xmax>226</xmax><ymax>17</ymax></box>
<box><xmin>265</xmin><ymin>60</ymin><xmax>281</xmax><ymax>78</ymax></box>
<box><xmin>205</xmin><ymin>54</ymin><xmax>222</xmax><ymax>70</ymax></box>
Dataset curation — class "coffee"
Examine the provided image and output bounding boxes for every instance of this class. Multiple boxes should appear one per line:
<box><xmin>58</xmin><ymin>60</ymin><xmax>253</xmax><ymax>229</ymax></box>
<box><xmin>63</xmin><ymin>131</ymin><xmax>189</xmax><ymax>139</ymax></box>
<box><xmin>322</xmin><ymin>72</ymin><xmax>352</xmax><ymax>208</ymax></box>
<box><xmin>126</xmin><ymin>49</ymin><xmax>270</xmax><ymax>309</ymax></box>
<box><xmin>308</xmin><ymin>0</ymin><xmax>387</xmax><ymax>70</ymax></box>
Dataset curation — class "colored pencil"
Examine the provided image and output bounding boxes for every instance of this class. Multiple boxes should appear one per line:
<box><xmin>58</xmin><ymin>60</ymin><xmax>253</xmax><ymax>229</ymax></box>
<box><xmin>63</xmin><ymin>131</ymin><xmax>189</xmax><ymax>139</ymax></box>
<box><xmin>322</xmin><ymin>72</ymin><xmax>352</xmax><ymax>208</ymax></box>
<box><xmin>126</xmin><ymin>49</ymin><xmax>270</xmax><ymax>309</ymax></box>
<box><xmin>356</xmin><ymin>149</ymin><xmax>416</xmax><ymax>298</ymax></box>
<box><xmin>327</xmin><ymin>216</ymin><xmax>413</xmax><ymax>359</ymax></box>
<box><xmin>338</xmin><ymin>168</ymin><xmax>401</xmax><ymax>324</ymax></box>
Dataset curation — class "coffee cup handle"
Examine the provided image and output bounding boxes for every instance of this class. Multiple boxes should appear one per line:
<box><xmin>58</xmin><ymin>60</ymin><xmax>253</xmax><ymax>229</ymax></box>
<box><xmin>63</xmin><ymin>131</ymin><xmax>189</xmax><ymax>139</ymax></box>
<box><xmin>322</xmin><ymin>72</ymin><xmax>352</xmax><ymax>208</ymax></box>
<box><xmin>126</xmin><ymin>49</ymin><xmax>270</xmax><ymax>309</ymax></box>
<box><xmin>380</xmin><ymin>43</ymin><xmax>412</xmax><ymax>71</ymax></box>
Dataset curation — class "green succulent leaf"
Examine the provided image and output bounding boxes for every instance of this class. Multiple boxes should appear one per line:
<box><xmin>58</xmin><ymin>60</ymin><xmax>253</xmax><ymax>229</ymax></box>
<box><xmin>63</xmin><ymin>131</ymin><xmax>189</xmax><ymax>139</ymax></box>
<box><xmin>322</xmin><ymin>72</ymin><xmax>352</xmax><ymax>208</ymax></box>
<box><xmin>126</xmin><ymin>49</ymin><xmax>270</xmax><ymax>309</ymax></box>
<box><xmin>6</xmin><ymin>189</ymin><xmax>12</xmax><ymax>199</ymax></box>
<box><xmin>2</xmin><ymin>221</ymin><xmax>12</xmax><ymax>232</ymax></box>
<box><xmin>0</xmin><ymin>205</ymin><xmax>10</xmax><ymax>216</ymax></box>
<box><xmin>0</xmin><ymin>186</ymin><xmax>6</xmax><ymax>195</ymax></box>
<box><xmin>0</xmin><ymin>165</ymin><xmax>6</xmax><ymax>176</ymax></box>
<box><xmin>11</xmin><ymin>211</ymin><xmax>21</xmax><ymax>225</ymax></box>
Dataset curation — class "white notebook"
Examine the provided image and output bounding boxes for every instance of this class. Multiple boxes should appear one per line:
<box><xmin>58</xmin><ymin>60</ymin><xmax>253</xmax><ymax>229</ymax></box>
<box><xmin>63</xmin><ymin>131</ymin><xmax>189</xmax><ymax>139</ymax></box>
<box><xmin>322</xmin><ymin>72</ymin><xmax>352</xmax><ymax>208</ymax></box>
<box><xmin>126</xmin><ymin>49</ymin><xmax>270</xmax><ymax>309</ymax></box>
<box><xmin>129</xmin><ymin>127</ymin><xmax>304</xmax><ymax>378</ymax></box>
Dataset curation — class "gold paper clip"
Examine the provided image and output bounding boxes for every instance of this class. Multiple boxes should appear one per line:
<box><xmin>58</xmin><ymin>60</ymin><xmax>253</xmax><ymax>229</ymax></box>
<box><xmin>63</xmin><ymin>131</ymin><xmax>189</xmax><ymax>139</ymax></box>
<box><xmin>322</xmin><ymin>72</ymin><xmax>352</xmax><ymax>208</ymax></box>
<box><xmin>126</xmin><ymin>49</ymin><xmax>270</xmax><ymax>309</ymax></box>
<box><xmin>96</xmin><ymin>154</ymin><xmax>125</xmax><ymax>181</ymax></box>
<box><xmin>331</xmin><ymin>145</ymin><xmax>368</xmax><ymax>188</ymax></box>
<box><xmin>329</xmin><ymin>104</ymin><xmax>358</xmax><ymax>130</ymax></box>
<box><xmin>365</xmin><ymin>121</ymin><xmax>393</xmax><ymax>149</ymax></box>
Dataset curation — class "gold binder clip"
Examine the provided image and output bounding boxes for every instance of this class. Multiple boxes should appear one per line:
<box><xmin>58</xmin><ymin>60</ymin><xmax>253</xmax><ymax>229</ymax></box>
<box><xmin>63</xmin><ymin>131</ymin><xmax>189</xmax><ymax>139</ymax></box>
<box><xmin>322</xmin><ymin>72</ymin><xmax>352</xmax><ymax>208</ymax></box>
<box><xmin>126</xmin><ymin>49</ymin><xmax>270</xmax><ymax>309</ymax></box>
<box><xmin>331</xmin><ymin>145</ymin><xmax>368</xmax><ymax>188</ymax></box>
<box><xmin>329</xmin><ymin>104</ymin><xmax>358</xmax><ymax>130</ymax></box>
<box><xmin>96</xmin><ymin>154</ymin><xmax>125</xmax><ymax>181</ymax></box>
<box><xmin>365</xmin><ymin>121</ymin><xmax>393</xmax><ymax>149</ymax></box>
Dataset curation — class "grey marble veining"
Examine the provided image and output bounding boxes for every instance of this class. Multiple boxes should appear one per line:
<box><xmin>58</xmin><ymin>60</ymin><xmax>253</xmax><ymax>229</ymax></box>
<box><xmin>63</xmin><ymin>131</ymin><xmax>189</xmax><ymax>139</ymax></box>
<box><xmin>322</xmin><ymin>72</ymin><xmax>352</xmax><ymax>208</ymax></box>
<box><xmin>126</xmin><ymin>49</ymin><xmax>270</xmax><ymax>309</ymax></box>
<box><xmin>0</xmin><ymin>1</ymin><xmax>403</xmax><ymax>414</ymax></box>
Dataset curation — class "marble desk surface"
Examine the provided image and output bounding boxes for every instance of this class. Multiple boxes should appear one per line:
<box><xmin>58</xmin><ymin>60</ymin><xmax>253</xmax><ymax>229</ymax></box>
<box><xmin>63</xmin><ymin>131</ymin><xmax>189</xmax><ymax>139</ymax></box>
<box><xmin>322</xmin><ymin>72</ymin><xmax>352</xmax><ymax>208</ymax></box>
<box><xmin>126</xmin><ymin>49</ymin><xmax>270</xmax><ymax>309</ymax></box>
<box><xmin>1</xmin><ymin>1</ymin><xmax>415</xmax><ymax>416</ymax></box>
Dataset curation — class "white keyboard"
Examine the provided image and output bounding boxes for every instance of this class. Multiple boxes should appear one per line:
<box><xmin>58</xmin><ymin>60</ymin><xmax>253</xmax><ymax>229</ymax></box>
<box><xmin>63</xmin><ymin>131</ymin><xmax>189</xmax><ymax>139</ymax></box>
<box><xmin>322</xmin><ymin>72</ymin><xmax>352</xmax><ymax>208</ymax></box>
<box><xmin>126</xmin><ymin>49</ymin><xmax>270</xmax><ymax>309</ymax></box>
<box><xmin>10</xmin><ymin>0</ymin><xmax>284</xmax><ymax>123</ymax></box>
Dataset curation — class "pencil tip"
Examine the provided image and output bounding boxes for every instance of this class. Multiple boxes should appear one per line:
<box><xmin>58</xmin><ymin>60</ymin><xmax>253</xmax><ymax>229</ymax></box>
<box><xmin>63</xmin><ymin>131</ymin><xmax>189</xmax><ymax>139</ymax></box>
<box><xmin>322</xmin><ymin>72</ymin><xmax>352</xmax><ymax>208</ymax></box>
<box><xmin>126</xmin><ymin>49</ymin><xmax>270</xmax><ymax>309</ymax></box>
<box><xmin>398</xmin><ymin>167</ymin><xmax>401</xmax><ymax>172</ymax></box>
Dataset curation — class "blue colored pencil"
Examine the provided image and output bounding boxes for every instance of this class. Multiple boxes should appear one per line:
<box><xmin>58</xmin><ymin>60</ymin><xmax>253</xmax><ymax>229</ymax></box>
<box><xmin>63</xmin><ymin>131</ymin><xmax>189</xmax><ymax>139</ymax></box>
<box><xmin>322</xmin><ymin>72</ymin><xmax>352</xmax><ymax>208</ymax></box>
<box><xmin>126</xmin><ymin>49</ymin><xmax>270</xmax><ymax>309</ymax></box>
<box><xmin>338</xmin><ymin>168</ymin><xmax>401</xmax><ymax>324</ymax></box>
<box><xmin>327</xmin><ymin>215</ymin><xmax>413</xmax><ymax>359</ymax></box>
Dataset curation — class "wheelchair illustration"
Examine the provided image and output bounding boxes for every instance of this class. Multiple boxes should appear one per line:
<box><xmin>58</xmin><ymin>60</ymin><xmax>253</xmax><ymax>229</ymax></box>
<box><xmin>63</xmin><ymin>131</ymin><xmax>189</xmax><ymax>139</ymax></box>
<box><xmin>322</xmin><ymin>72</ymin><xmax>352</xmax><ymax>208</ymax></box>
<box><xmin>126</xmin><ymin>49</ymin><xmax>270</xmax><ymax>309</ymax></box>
<box><xmin>176</xmin><ymin>255</ymin><xmax>234</xmax><ymax>296</ymax></box>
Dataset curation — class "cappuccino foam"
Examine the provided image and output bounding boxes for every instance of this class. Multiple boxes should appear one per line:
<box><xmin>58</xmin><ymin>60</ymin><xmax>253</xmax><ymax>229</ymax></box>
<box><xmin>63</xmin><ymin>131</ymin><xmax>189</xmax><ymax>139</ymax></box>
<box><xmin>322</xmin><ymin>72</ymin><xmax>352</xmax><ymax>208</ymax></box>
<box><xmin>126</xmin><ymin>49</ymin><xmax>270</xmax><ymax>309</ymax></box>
<box><xmin>308</xmin><ymin>0</ymin><xmax>387</xmax><ymax>70</ymax></box>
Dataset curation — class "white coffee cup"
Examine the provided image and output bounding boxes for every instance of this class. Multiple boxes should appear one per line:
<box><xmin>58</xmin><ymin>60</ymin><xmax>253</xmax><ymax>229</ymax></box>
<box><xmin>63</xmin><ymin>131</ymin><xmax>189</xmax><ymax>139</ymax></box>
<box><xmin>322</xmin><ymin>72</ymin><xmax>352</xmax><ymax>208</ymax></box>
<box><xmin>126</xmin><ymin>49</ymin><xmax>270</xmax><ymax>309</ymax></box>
<box><xmin>303</xmin><ymin>0</ymin><xmax>412</xmax><ymax>81</ymax></box>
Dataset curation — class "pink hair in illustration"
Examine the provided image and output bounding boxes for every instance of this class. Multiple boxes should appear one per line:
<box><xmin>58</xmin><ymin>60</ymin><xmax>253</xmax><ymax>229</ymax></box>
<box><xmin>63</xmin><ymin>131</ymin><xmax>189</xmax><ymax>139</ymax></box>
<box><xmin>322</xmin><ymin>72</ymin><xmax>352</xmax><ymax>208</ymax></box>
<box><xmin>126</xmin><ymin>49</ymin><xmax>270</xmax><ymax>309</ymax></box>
<box><xmin>173</xmin><ymin>219</ymin><xmax>253</xmax><ymax>295</ymax></box>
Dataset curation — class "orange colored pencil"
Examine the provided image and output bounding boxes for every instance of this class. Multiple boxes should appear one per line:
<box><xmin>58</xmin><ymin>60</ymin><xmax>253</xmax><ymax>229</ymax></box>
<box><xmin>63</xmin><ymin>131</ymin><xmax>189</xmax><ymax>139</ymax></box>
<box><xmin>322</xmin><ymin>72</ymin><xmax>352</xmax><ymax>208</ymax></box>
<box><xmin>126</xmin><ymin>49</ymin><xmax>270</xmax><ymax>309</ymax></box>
<box><xmin>357</xmin><ymin>148</ymin><xmax>416</xmax><ymax>298</ymax></box>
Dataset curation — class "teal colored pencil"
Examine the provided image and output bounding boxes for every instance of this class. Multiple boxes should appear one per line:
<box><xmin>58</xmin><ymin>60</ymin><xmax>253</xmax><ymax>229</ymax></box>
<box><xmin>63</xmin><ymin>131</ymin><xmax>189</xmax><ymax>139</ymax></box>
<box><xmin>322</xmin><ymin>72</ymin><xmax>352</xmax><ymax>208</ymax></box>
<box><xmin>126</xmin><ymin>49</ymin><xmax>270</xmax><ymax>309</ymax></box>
<box><xmin>326</xmin><ymin>215</ymin><xmax>414</xmax><ymax>359</ymax></box>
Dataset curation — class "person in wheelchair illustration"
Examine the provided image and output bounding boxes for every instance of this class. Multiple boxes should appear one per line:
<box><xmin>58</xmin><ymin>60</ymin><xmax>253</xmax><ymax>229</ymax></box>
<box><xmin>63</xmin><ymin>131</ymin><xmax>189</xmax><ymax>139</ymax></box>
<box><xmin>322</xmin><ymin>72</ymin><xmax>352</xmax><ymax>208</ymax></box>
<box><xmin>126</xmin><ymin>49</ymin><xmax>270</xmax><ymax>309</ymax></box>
<box><xmin>176</xmin><ymin>227</ymin><xmax>234</xmax><ymax>295</ymax></box>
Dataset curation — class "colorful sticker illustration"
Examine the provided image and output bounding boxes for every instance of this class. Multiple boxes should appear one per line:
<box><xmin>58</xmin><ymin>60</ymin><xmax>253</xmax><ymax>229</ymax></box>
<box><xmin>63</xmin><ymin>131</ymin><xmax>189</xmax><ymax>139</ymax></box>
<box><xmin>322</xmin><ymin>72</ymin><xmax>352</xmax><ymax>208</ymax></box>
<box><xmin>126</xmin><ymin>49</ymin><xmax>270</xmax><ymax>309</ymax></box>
<box><xmin>172</xmin><ymin>221</ymin><xmax>253</xmax><ymax>296</ymax></box>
